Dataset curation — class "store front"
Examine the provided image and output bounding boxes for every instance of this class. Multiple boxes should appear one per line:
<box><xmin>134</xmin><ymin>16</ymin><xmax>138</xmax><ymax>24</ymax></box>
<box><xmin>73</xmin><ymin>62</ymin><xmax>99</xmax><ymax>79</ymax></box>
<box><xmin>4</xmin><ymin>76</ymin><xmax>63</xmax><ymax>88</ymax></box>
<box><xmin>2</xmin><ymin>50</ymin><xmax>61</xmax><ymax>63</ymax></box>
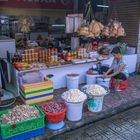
<box><xmin>0</xmin><ymin>0</ymin><xmax>140</xmax><ymax>139</ymax></box>
<box><xmin>0</xmin><ymin>0</ymin><xmax>75</xmax><ymax>37</ymax></box>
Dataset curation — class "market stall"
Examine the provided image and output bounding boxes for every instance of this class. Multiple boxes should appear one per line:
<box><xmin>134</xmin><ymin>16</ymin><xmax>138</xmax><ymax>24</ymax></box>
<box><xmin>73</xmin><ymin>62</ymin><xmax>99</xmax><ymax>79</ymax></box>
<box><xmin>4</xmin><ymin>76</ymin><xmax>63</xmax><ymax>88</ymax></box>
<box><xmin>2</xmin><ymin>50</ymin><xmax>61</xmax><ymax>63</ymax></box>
<box><xmin>9</xmin><ymin>52</ymin><xmax>137</xmax><ymax>95</ymax></box>
<box><xmin>0</xmin><ymin>0</ymin><xmax>140</xmax><ymax>140</ymax></box>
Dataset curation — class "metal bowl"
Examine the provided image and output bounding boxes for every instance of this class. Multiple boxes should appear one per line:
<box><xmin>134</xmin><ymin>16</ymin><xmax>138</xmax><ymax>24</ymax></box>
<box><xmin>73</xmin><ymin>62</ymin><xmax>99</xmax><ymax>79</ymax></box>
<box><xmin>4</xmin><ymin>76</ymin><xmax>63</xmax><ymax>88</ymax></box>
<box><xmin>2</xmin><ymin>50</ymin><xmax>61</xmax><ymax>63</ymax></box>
<box><xmin>81</xmin><ymin>84</ymin><xmax>110</xmax><ymax>97</ymax></box>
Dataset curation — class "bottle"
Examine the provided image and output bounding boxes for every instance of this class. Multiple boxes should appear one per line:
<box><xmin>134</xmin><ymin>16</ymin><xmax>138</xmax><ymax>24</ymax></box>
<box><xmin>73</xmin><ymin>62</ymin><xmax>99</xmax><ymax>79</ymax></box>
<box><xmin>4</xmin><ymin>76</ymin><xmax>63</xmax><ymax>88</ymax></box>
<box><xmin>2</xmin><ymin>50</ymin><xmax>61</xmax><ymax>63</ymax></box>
<box><xmin>67</xmin><ymin>52</ymin><xmax>71</xmax><ymax>61</ymax></box>
<box><xmin>97</xmin><ymin>62</ymin><xmax>102</xmax><ymax>74</ymax></box>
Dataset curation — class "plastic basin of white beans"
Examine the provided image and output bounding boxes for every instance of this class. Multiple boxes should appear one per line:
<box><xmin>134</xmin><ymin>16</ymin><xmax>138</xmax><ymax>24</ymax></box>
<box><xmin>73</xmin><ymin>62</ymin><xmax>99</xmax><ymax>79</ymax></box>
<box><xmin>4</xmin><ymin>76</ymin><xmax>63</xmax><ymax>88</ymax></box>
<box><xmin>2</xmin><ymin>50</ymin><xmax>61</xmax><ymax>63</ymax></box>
<box><xmin>61</xmin><ymin>89</ymin><xmax>87</xmax><ymax>103</ymax></box>
<box><xmin>81</xmin><ymin>84</ymin><xmax>108</xmax><ymax>97</ymax></box>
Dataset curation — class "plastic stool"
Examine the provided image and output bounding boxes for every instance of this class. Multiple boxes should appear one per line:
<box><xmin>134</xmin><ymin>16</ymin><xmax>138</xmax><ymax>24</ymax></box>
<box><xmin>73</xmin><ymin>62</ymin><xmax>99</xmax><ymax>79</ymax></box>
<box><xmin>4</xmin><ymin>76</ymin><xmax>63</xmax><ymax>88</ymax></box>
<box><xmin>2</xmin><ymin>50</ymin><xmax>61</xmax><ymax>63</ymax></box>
<box><xmin>110</xmin><ymin>78</ymin><xmax>128</xmax><ymax>91</ymax></box>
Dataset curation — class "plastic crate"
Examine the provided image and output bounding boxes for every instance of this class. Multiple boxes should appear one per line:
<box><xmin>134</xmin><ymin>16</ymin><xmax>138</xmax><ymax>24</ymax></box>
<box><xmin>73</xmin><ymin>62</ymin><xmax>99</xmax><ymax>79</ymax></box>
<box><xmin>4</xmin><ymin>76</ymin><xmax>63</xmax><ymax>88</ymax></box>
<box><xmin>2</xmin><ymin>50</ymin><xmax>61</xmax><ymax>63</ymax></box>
<box><xmin>0</xmin><ymin>105</ymin><xmax>45</xmax><ymax>139</ymax></box>
<box><xmin>1</xmin><ymin>127</ymin><xmax>45</xmax><ymax>140</ymax></box>
<box><xmin>20</xmin><ymin>80</ymin><xmax>53</xmax><ymax>92</ymax></box>
<box><xmin>19</xmin><ymin>71</ymin><xmax>44</xmax><ymax>85</ymax></box>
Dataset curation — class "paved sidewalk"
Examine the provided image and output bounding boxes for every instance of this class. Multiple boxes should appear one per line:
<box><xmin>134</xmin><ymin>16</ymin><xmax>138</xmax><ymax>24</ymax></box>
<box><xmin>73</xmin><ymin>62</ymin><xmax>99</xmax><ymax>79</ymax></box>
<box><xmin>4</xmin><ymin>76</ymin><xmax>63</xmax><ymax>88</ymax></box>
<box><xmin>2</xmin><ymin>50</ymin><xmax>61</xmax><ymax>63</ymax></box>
<box><xmin>49</xmin><ymin>106</ymin><xmax>140</xmax><ymax>140</ymax></box>
<box><xmin>41</xmin><ymin>75</ymin><xmax>140</xmax><ymax>139</ymax></box>
<box><xmin>1</xmin><ymin>75</ymin><xmax>140</xmax><ymax>140</ymax></box>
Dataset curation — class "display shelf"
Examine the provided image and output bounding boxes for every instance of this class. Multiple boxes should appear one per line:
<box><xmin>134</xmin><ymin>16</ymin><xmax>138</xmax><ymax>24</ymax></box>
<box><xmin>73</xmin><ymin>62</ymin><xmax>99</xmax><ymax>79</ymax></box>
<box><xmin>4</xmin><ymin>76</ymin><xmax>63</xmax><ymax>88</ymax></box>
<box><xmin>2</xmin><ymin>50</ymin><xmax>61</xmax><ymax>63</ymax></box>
<box><xmin>17</xmin><ymin>60</ymin><xmax>101</xmax><ymax>74</ymax></box>
<box><xmin>8</xmin><ymin>54</ymin><xmax>137</xmax><ymax>92</ymax></box>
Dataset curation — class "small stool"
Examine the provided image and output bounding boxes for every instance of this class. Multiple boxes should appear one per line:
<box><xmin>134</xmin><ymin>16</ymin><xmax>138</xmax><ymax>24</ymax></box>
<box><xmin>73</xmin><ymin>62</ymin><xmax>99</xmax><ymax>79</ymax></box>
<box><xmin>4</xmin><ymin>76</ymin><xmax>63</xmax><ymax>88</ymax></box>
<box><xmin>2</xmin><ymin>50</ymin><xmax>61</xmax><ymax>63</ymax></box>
<box><xmin>110</xmin><ymin>78</ymin><xmax>128</xmax><ymax>91</ymax></box>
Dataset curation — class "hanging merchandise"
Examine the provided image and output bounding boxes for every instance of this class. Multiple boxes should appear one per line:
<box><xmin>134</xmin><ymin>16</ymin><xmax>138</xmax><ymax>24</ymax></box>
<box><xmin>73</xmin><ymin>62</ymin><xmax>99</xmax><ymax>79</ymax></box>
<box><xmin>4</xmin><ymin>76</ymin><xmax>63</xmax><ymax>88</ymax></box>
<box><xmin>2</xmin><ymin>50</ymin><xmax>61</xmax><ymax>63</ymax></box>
<box><xmin>89</xmin><ymin>20</ymin><xmax>104</xmax><ymax>37</ymax></box>
<box><xmin>65</xmin><ymin>16</ymin><xmax>74</xmax><ymax>33</ymax></box>
<box><xmin>65</xmin><ymin>14</ymin><xmax>83</xmax><ymax>33</ymax></box>
<box><xmin>102</xmin><ymin>26</ymin><xmax>110</xmax><ymax>37</ymax></box>
<box><xmin>84</xmin><ymin>0</ymin><xmax>94</xmax><ymax>23</ymax></box>
<box><xmin>74</xmin><ymin>15</ymin><xmax>84</xmax><ymax>32</ymax></box>
<box><xmin>77</xmin><ymin>0</ymin><xmax>104</xmax><ymax>38</ymax></box>
<box><xmin>102</xmin><ymin>19</ymin><xmax>126</xmax><ymax>38</ymax></box>
<box><xmin>109</xmin><ymin>19</ymin><xmax>125</xmax><ymax>37</ymax></box>
<box><xmin>78</xmin><ymin>20</ymin><xmax>104</xmax><ymax>38</ymax></box>
<box><xmin>102</xmin><ymin>0</ymin><xmax>126</xmax><ymax>38</ymax></box>
<box><xmin>77</xmin><ymin>25</ymin><xmax>90</xmax><ymax>36</ymax></box>
<box><xmin>18</xmin><ymin>16</ymin><xmax>34</xmax><ymax>33</ymax></box>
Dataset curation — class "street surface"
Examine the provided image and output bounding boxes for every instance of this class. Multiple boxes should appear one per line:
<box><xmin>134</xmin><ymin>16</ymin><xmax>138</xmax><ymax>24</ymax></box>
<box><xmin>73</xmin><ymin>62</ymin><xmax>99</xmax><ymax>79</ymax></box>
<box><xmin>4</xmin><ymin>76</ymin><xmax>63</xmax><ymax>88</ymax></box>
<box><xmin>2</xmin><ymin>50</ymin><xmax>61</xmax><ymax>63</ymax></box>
<box><xmin>50</xmin><ymin>106</ymin><xmax>140</xmax><ymax>140</ymax></box>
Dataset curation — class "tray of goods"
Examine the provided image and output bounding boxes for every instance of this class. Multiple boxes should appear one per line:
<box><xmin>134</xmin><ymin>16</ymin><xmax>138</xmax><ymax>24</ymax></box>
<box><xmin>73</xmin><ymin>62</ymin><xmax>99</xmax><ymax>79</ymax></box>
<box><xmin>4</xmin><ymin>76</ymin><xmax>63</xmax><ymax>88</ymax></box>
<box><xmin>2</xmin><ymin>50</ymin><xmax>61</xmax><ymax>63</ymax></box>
<box><xmin>46</xmin><ymin>62</ymin><xmax>61</xmax><ymax>67</ymax></box>
<box><xmin>61</xmin><ymin>89</ymin><xmax>87</xmax><ymax>103</ymax></box>
<box><xmin>86</xmin><ymin>58</ymin><xmax>97</xmax><ymax>62</ymax></box>
<box><xmin>0</xmin><ymin>105</ymin><xmax>45</xmax><ymax>140</ymax></box>
<box><xmin>41</xmin><ymin>102</ymin><xmax>67</xmax><ymax>124</ymax></box>
<box><xmin>81</xmin><ymin>84</ymin><xmax>108</xmax><ymax>97</ymax></box>
<box><xmin>13</xmin><ymin>62</ymin><xmax>29</xmax><ymax>71</ymax></box>
<box><xmin>72</xmin><ymin>59</ymin><xmax>87</xmax><ymax>64</ymax></box>
<box><xmin>28</xmin><ymin>63</ymin><xmax>47</xmax><ymax>70</ymax></box>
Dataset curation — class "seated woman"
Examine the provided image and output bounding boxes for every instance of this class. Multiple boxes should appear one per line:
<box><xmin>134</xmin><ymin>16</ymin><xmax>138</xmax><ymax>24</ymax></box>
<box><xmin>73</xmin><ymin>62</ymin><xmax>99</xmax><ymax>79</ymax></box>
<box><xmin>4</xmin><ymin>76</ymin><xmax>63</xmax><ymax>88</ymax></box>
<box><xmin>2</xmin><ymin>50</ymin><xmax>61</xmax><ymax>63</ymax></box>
<box><xmin>103</xmin><ymin>47</ymin><xmax>129</xmax><ymax>80</ymax></box>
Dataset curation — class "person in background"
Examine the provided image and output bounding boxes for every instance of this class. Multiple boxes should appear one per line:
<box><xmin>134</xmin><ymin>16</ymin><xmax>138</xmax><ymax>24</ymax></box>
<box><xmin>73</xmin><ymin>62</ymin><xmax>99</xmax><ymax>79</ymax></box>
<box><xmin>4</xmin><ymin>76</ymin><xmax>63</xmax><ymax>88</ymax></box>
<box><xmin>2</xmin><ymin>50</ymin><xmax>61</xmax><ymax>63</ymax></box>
<box><xmin>98</xmin><ymin>47</ymin><xmax>110</xmax><ymax>56</ymax></box>
<box><xmin>36</xmin><ymin>34</ymin><xmax>44</xmax><ymax>46</ymax></box>
<box><xmin>103</xmin><ymin>47</ymin><xmax>129</xmax><ymax>80</ymax></box>
<box><xmin>47</xmin><ymin>35</ymin><xmax>55</xmax><ymax>48</ymax></box>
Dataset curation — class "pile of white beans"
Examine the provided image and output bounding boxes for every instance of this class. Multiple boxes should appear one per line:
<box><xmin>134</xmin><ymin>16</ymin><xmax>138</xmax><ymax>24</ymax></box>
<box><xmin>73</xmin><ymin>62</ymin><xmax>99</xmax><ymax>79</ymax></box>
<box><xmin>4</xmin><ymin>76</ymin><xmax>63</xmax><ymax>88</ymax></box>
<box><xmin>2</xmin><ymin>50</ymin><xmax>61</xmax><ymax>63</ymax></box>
<box><xmin>62</xmin><ymin>89</ymin><xmax>87</xmax><ymax>103</ymax></box>
<box><xmin>84</xmin><ymin>85</ymin><xmax>107</xmax><ymax>96</ymax></box>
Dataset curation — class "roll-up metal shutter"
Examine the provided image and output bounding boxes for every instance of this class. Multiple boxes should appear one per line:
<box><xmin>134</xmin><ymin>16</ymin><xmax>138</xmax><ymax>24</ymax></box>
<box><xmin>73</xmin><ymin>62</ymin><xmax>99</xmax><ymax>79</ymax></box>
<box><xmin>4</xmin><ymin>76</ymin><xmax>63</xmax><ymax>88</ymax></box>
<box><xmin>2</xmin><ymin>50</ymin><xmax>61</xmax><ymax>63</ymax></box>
<box><xmin>109</xmin><ymin>0</ymin><xmax>140</xmax><ymax>48</ymax></box>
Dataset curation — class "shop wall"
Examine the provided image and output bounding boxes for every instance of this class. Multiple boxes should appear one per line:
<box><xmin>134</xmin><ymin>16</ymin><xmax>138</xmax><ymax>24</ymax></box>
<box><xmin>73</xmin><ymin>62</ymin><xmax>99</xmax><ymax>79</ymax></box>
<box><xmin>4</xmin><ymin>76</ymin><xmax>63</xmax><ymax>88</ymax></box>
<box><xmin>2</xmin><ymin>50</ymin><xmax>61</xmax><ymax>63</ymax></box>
<box><xmin>0</xmin><ymin>8</ymin><xmax>67</xmax><ymax>18</ymax></box>
<box><xmin>109</xmin><ymin>0</ymin><xmax>140</xmax><ymax>48</ymax></box>
<box><xmin>0</xmin><ymin>0</ymin><xmax>76</xmax><ymax>17</ymax></box>
<box><xmin>137</xmin><ymin>22</ymin><xmax>140</xmax><ymax>62</ymax></box>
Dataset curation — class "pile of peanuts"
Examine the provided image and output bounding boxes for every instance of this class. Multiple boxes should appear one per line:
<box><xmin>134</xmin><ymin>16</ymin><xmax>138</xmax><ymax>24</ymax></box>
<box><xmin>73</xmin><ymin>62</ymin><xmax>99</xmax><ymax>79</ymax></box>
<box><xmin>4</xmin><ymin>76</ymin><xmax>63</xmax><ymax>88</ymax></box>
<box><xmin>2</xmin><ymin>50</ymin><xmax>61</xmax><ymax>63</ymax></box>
<box><xmin>45</xmin><ymin>102</ymin><xmax>65</xmax><ymax>114</ymax></box>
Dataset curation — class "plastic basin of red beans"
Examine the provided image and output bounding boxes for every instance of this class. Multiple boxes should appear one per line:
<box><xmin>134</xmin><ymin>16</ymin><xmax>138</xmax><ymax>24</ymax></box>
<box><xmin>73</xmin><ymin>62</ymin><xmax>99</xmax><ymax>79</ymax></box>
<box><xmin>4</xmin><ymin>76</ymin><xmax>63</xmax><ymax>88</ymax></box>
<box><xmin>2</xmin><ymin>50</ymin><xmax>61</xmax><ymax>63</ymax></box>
<box><xmin>41</xmin><ymin>102</ymin><xmax>67</xmax><ymax>124</ymax></box>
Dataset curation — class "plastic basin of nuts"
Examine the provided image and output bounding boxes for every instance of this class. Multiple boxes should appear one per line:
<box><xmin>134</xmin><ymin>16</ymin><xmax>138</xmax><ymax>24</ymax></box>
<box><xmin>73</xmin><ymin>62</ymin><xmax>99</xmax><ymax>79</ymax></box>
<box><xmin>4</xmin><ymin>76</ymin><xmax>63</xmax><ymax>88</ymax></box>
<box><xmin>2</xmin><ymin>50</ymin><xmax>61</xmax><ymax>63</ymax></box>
<box><xmin>41</xmin><ymin>102</ymin><xmax>67</xmax><ymax>124</ymax></box>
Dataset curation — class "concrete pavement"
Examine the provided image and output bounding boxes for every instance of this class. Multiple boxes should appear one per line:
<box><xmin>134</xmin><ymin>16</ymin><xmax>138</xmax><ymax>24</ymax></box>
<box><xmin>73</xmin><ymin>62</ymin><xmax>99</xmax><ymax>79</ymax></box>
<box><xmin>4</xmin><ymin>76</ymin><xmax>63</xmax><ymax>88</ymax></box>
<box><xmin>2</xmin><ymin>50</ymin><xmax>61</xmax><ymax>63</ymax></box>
<box><xmin>49</xmin><ymin>106</ymin><xmax>140</xmax><ymax>140</ymax></box>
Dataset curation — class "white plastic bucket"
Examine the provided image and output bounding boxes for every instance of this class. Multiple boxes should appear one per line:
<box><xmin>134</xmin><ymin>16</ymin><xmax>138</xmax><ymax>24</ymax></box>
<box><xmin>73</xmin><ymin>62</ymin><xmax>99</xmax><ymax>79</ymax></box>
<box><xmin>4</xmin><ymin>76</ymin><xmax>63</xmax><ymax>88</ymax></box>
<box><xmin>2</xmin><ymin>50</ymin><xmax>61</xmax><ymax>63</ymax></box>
<box><xmin>86</xmin><ymin>74</ymin><xmax>97</xmax><ymax>85</ymax></box>
<box><xmin>65</xmin><ymin>101</ymin><xmax>84</xmax><ymax>121</ymax></box>
<box><xmin>87</xmin><ymin>95</ymin><xmax>104</xmax><ymax>112</ymax></box>
<box><xmin>97</xmin><ymin>77</ymin><xmax>111</xmax><ymax>88</ymax></box>
<box><xmin>66</xmin><ymin>74</ymin><xmax>79</xmax><ymax>90</ymax></box>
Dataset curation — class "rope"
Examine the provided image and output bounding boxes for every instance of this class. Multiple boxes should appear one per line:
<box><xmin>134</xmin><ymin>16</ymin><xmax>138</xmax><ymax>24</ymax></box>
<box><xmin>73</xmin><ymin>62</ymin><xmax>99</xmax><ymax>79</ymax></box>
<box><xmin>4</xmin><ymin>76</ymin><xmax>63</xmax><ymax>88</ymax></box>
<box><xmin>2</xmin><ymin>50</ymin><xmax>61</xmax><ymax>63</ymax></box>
<box><xmin>84</xmin><ymin>0</ymin><xmax>95</xmax><ymax>22</ymax></box>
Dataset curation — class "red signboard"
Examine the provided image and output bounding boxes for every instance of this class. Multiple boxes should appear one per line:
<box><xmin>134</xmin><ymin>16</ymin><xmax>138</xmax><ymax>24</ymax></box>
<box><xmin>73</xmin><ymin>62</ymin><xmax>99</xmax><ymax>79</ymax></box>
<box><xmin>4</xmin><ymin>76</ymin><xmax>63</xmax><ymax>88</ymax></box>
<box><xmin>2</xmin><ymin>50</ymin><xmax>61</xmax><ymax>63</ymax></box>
<box><xmin>0</xmin><ymin>0</ymin><xmax>74</xmax><ymax>10</ymax></box>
